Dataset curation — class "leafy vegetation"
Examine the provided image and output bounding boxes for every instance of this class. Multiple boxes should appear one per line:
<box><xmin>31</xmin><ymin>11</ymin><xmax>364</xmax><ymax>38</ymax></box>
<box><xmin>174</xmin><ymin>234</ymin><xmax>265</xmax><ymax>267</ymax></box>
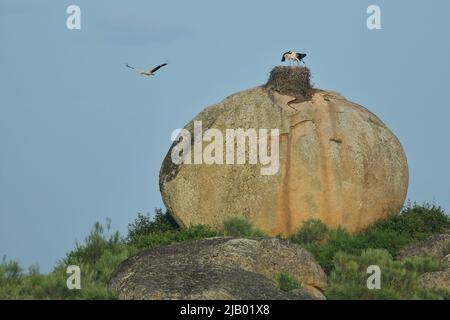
<box><xmin>126</xmin><ymin>209</ymin><xmax>178</xmax><ymax>244</ymax></box>
<box><xmin>325</xmin><ymin>249</ymin><xmax>448</xmax><ymax>300</ymax></box>
<box><xmin>275</xmin><ymin>272</ymin><xmax>302</xmax><ymax>292</ymax></box>
<box><xmin>0</xmin><ymin>220</ymin><xmax>131</xmax><ymax>299</ymax></box>
<box><xmin>125</xmin><ymin>209</ymin><xmax>222</xmax><ymax>249</ymax></box>
<box><xmin>289</xmin><ymin>219</ymin><xmax>330</xmax><ymax>245</ymax></box>
<box><xmin>223</xmin><ymin>217</ymin><xmax>266</xmax><ymax>237</ymax></box>
<box><xmin>290</xmin><ymin>202</ymin><xmax>450</xmax><ymax>273</ymax></box>
<box><xmin>0</xmin><ymin>203</ymin><xmax>449</xmax><ymax>299</ymax></box>
<box><xmin>130</xmin><ymin>224</ymin><xmax>222</xmax><ymax>250</ymax></box>
<box><xmin>288</xmin><ymin>202</ymin><xmax>450</xmax><ymax>299</ymax></box>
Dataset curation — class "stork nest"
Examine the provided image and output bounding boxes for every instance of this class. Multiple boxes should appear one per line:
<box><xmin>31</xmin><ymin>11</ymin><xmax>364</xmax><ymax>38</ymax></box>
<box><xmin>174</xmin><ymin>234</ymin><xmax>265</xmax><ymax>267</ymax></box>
<box><xmin>265</xmin><ymin>66</ymin><xmax>315</xmax><ymax>103</ymax></box>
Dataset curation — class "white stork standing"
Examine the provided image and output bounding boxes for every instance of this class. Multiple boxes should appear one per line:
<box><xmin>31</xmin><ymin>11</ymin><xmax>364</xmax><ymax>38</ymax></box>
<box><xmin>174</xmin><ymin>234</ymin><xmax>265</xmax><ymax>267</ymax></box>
<box><xmin>281</xmin><ymin>51</ymin><xmax>307</xmax><ymax>65</ymax></box>
<box><xmin>125</xmin><ymin>63</ymin><xmax>168</xmax><ymax>76</ymax></box>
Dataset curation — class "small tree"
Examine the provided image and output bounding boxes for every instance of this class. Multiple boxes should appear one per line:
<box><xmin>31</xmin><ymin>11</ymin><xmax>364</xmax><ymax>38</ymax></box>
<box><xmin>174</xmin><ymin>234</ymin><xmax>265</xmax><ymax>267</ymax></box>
<box><xmin>127</xmin><ymin>209</ymin><xmax>179</xmax><ymax>243</ymax></box>
<box><xmin>290</xmin><ymin>219</ymin><xmax>330</xmax><ymax>245</ymax></box>
<box><xmin>223</xmin><ymin>217</ymin><xmax>266</xmax><ymax>237</ymax></box>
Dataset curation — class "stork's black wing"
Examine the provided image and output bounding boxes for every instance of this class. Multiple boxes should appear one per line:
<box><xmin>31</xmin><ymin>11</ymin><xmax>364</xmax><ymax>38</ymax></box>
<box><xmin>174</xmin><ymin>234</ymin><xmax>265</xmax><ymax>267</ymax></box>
<box><xmin>296</xmin><ymin>53</ymin><xmax>307</xmax><ymax>60</ymax></box>
<box><xmin>281</xmin><ymin>51</ymin><xmax>291</xmax><ymax>62</ymax></box>
<box><xmin>150</xmin><ymin>63</ymin><xmax>168</xmax><ymax>73</ymax></box>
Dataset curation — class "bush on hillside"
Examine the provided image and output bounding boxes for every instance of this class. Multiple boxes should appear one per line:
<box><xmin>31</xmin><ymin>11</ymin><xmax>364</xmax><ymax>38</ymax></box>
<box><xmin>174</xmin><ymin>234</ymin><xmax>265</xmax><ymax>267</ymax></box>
<box><xmin>362</xmin><ymin>202</ymin><xmax>450</xmax><ymax>255</ymax></box>
<box><xmin>325</xmin><ymin>249</ymin><xmax>448</xmax><ymax>300</ymax></box>
<box><xmin>275</xmin><ymin>272</ymin><xmax>301</xmax><ymax>292</ymax></box>
<box><xmin>0</xmin><ymin>219</ymin><xmax>133</xmax><ymax>299</ymax></box>
<box><xmin>290</xmin><ymin>219</ymin><xmax>330</xmax><ymax>245</ymax></box>
<box><xmin>290</xmin><ymin>203</ymin><xmax>450</xmax><ymax>273</ymax></box>
<box><xmin>223</xmin><ymin>217</ymin><xmax>266</xmax><ymax>237</ymax></box>
<box><xmin>126</xmin><ymin>209</ymin><xmax>179</xmax><ymax>244</ymax></box>
<box><xmin>1</xmin><ymin>203</ymin><xmax>448</xmax><ymax>300</ymax></box>
<box><xmin>129</xmin><ymin>225</ymin><xmax>222</xmax><ymax>250</ymax></box>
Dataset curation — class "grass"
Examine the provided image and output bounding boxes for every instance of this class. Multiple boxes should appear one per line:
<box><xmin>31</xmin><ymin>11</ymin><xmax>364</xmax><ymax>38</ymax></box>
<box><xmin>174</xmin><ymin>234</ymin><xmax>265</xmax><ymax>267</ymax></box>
<box><xmin>0</xmin><ymin>220</ymin><xmax>131</xmax><ymax>299</ymax></box>
<box><xmin>130</xmin><ymin>224</ymin><xmax>222</xmax><ymax>250</ymax></box>
<box><xmin>1</xmin><ymin>202</ymin><xmax>449</xmax><ymax>299</ymax></box>
<box><xmin>289</xmin><ymin>202</ymin><xmax>450</xmax><ymax>273</ymax></box>
<box><xmin>275</xmin><ymin>272</ymin><xmax>302</xmax><ymax>292</ymax></box>
<box><xmin>289</xmin><ymin>219</ymin><xmax>330</xmax><ymax>245</ymax></box>
<box><xmin>223</xmin><ymin>217</ymin><xmax>266</xmax><ymax>237</ymax></box>
<box><xmin>325</xmin><ymin>249</ymin><xmax>448</xmax><ymax>300</ymax></box>
<box><xmin>288</xmin><ymin>202</ymin><xmax>450</xmax><ymax>299</ymax></box>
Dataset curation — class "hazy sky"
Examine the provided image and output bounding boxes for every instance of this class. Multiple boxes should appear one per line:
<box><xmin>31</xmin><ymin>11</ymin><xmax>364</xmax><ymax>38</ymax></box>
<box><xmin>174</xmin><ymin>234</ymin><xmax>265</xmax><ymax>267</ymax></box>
<box><xmin>1</xmin><ymin>0</ymin><xmax>449</xmax><ymax>272</ymax></box>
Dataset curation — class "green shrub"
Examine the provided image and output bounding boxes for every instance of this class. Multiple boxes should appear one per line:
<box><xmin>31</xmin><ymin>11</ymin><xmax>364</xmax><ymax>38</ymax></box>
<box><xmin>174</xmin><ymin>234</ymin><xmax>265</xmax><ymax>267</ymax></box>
<box><xmin>63</xmin><ymin>219</ymin><xmax>137</xmax><ymax>298</ymax></box>
<box><xmin>0</xmin><ymin>256</ymin><xmax>23</xmax><ymax>280</ymax></box>
<box><xmin>2</xmin><ymin>203</ymin><xmax>448</xmax><ymax>300</ymax></box>
<box><xmin>223</xmin><ymin>217</ymin><xmax>266</xmax><ymax>237</ymax></box>
<box><xmin>0</xmin><ymin>219</ymin><xmax>136</xmax><ymax>300</ymax></box>
<box><xmin>130</xmin><ymin>225</ymin><xmax>222</xmax><ymax>250</ymax></box>
<box><xmin>325</xmin><ymin>249</ymin><xmax>448</xmax><ymax>300</ymax></box>
<box><xmin>291</xmin><ymin>226</ymin><xmax>367</xmax><ymax>273</ymax></box>
<box><xmin>291</xmin><ymin>203</ymin><xmax>450</xmax><ymax>273</ymax></box>
<box><xmin>0</xmin><ymin>214</ymin><xmax>263</xmax><ymax>299</ymax></box>
<box><xmin>127</xmin><ymin>209</ymin><xmax>179</xmax><ymax>243</ymax></box>
<box><xmin>66</xmin><ymin>220</ymin><xmax>123</xmax><ymax>265</ymax></box>
<box><xmin>275</xmin><ymin>272</ymin><xmax>301</xmax><ymax>292</ymax></box>
<box><xmin>402</xmin><ymin>255</ymin><xmax>444</xmax><ymax>273</ymax></box>
<box><xmin>289</xmin><ymin>219</ymin><xmax>330</xmax><ymax>245</ymax></box>
<box><xmin>361</xmin><ymin>202</ymin><xmax>450</xmax><ymax>255</ymax></box>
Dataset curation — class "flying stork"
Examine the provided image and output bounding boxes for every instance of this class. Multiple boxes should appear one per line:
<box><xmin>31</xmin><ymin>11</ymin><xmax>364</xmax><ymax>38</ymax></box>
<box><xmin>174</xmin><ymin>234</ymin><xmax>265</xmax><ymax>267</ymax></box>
<box><xmin>125</xmin><ymin>63</ymin><xmax>168</xmax><ymax>76</ymax></box>
<box><xmin>281</xmin><ymin>51</ymin><xmax>307</xmax><ymax>65</ymax></box>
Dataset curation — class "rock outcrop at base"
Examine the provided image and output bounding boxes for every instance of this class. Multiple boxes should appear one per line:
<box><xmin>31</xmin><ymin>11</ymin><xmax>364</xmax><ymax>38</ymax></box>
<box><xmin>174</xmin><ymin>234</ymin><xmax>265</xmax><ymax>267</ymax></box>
<box><xmin>397</xmin><ymin>233</ymin><xmax>450</xmax><ymax>292</ymax></box>
<box><xmin>417</xmin><ymin>271</ymin><xmax>450</xmax><ymax>291</ymax></box>
<box><xmin>109</xmin><ymin>237</ymin><xmax>327</xmax><ymax>300</ymax></box>
<box><xmin>397</xmin><ymin>233</ymin><xmax>450</xmax><ymax>261</ymax></box>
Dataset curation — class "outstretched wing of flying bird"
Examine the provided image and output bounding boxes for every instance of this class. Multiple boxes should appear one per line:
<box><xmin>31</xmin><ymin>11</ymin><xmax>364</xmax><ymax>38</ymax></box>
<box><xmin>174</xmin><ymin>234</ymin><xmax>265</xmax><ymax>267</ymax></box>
<box><xmin>126</xmin><ymin>63</ymin><xmax>146</xmax><ymax>73</ymax></box>
<box><xmin>150</xmin><ymin>63</ymin><xmax>168</xmax><ymax>74</ymax></box>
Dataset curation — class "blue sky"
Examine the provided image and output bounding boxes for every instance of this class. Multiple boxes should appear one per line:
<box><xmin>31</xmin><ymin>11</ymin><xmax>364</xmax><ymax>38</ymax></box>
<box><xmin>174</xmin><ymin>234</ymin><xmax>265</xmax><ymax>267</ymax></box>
<box><xmin>1</xmin><ymin>0</ymin><xmax>449</xmax><ymax>272</ymax></box>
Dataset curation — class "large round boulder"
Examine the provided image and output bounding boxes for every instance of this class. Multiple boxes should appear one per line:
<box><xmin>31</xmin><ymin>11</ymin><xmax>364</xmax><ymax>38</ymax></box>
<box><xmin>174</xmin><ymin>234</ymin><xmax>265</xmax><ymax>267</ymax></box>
<box><xmin>160</xmin><ymin>67</ymin><xmax>409</xmax><ymax>235</ymax></box>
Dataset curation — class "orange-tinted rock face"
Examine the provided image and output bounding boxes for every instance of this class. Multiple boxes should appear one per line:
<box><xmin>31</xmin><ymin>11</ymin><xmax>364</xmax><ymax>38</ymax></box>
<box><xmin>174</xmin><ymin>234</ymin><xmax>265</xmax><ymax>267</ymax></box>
<box><xmin>159</xmin><ymin>87</ymin><xmax>409</xmax><ymax>235</ymax></box>
<box><xmin>272</xmin><ymin>91</ymin><xmax>408</xmax><ymax>234</ymax></box>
